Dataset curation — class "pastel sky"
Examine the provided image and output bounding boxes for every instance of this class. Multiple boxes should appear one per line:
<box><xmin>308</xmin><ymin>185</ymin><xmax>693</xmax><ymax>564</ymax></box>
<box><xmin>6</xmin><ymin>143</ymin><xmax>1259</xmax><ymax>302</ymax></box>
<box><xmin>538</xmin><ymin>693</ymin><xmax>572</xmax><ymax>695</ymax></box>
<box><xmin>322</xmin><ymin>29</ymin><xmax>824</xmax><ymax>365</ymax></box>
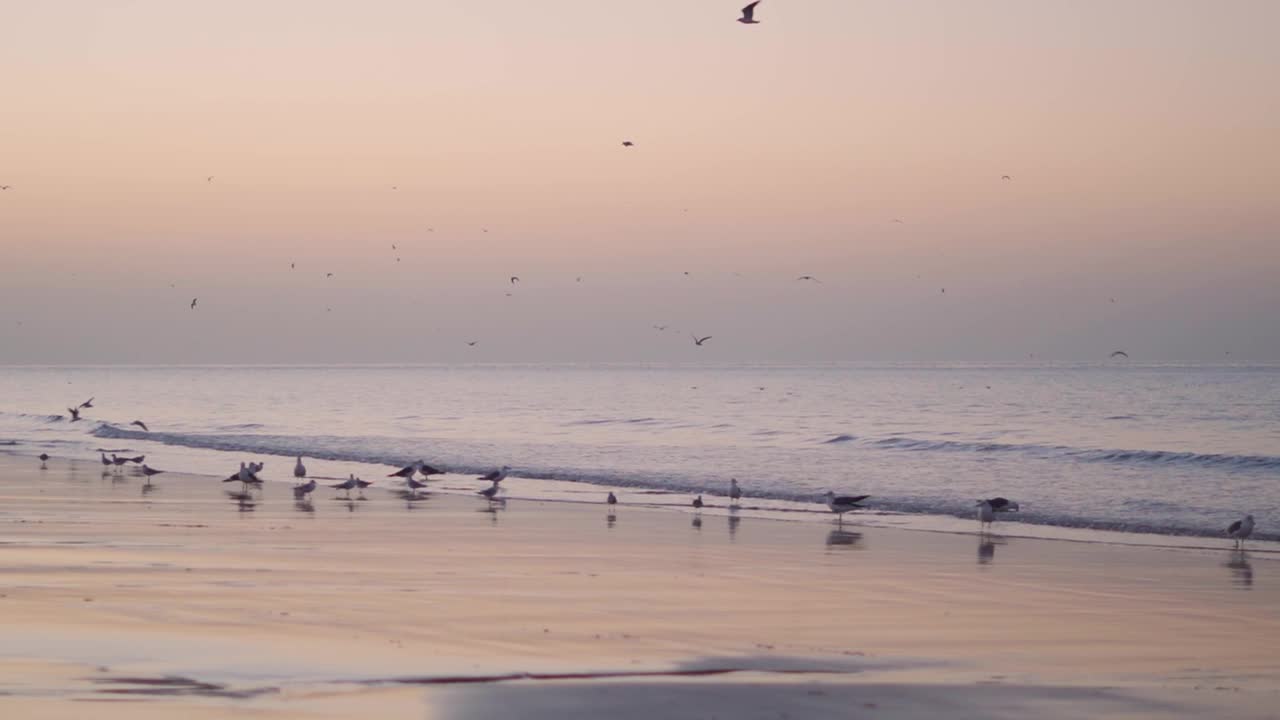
<box><xmin>1</xmin><ymin>0</ymin><xmax>1277</xmax><ymax>363</ymax></box>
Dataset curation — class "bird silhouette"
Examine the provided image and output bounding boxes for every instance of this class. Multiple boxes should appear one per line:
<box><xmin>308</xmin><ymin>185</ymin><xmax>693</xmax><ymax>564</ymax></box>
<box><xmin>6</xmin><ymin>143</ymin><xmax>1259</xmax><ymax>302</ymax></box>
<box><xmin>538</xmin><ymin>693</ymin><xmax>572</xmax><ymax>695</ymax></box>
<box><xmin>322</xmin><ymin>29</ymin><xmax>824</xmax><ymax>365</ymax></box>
<box><xmin>190</xmin><ymin>298</ymin><xmax>197</xmax><ymax>309</ymax></box>
<box><xmin>692</xmin><ymin>334</ymin><xmax>712</xmax><ymax>346</ymax></box>
<box><xmin>738</xmin><ymin>1</ymin><xmax>761</xmax><ymax>24</ymax></box>
<box><xmin>130</xmin><ymin>420</ymin><xmax>149</xmax><ymax>432</ymax></box>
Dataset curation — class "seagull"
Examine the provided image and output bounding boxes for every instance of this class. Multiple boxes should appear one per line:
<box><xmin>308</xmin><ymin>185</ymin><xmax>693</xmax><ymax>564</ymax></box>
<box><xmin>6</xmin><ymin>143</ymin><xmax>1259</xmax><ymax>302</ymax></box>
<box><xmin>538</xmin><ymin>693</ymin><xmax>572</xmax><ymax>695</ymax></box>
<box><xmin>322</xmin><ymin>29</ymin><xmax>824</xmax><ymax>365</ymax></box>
<box><xmin>1227</xmin><ymin>515</ymin><xmax>1255</xmax><ymax>549</ymax></box>
<box><xmin>652</xmin><ymin>325</ymin><xmax>669</xmax><ymax>331</ymax></box>
<box><xmin>824</xmin><ymin>491</ymin><xmax>869</xmax><ymax>523</ymax></box>
<box><xmin>294</xmin><ymin>456</ymin><xmax>307</xmax><ymax>480</ymax></box>
<box><xmin>354</xmin><ymin>476</ymin><xmax>373</xmax><ymax>491</ymax></box>
<box><xmin>478</xmin><ymin>465</ymin><xmax>511</xmax><ymax>483</ymax></box>
<box><xmin>891</xmin><ymin>218</ymin><xmax>905</xmax><ymax>224</ymax></box>
<box><xmin>406</xmin><ymin>476</ymin><xmax>430</xmax><ymax>495</ymax></box>
<box><xmin>729</xmin><ymin>478</ymin><xmax>742</xmax><ymax>504</ymax></box>
<box><xmin>140</xmin><ymin>465</ymin><xmax>164</xmax><ymax>482</ymax></box>
<box><xmin>467</xmin><ymin>341</ymin><xmax>479</xmax><ymax>347</ymax></box>
<box><xmin>0</xmin><ymin>185</ymin><xmax>11</xmax><ymax>190</ymax></box>
<box><xmin>224</xmin><ymin>462</ymin><xmax>262</xmax><ymax>490</ymax></box>
<box><xmin>100</xmin><ymin>452</ymin><xmax>112</xmax><ymax>471</ymax></box>
<box><xmin>249</xmin><ymin>461</ymin><xmax>265</xmax><ymax>473</ymax></box>
<box><xmin>1001</xmin><ymin>175</ymin><xmax>1012</xmax><ymax>181</ymax></box>
<box><xmin>39</xmin><ymin>453</ymin><xmax>49</xmax><ymax>467</ymax></box>
<box><xmin>67</xmin><ymin>407</ymin><xmax>82</xmax><ymax>422</ymax></box>
<box><xmin>692</xmin><ymin>495</ymin><xmax>704</xmax><ymax>510</ymax></box>
<box><xmin>737</xmin><ymin>1</ymin><xmax>761</xmax><ymax>24</ymax></box>
<box><xmin>977</xmin><ymin>499</ymin><xmax>995</xmax><ymax>529</ymax></box>
<box><xmin>130</xmin><ymin>420</ymin><xmax>149</xmax><ymax>432</ymax></box>
<box><xmin>125</xmin><ymin>454</ymin><xmax>145</xmax><ymax>464</ymax></box>
<box><xmin>983</xmin><ymin>497</ymin><xmax>1020</xmax><ymax>512</ymax></box>
<box><xmin>191</xmin><ymin>298</ymin><xmax>197</xmax><ymax>309</ymax></box>
<box><xmin>111</xmin><ymin>454</ymin><xmax>129</xmax><ymax>471</ymax></box>
<box><xmin>1110</xmin><ymin>350</ymin><xmax>1129</xmax><ymax>359</ymax></box>
<box><xmin>510</xmin><ymin>276</ymin><xmax>520</xmax><ymax>284</ymax></box>
<box><xmin>330</xmin><ymin>474</ymin><xmax>360</xmax><ymax>498</ymax></box>
<box><xmin>622</xmin><ymin>141</ymin><xmax>635</xmax><ymax>147</ymax></box>
<box><xmin>293</xmin><ymin>478</ymin><xmax>317</xmax><ymax>499</ymax></box>
<box><xmin>478</xmin><ymin>480</ymin><xmax>502</xmax><ymax>502</ymax></box>
<box><xmin>796</xmin><ymin>275</ymin><xmax>822</xmax><ymax>283</ymax></box>
<box><xmin>607</xmin><ymin>492</ymin><xmax>618</xmax><ymax>505</ymax></box>
<box><xmin>692</xmin><ymin>334</ymin><xmax>712</xmax><ymax>346</ymax></box>
<box><xmin>326</xmin><ymin>273</ymin><xmax>334</xmax><ymax>278</ymax></box>
<box><xmin>79</xmin><ymin>397</ymin><xmax>95</xmax><ymax>409</ymax></box>
<box><xmin>389</xmin><ymin>461</ymin><xmax>424</xmax><ymax>479</ymax></box>
<box><xmin>206</xmin><ymin>176</ymin><xmax>214</xmax><ymax>183</ymax></box>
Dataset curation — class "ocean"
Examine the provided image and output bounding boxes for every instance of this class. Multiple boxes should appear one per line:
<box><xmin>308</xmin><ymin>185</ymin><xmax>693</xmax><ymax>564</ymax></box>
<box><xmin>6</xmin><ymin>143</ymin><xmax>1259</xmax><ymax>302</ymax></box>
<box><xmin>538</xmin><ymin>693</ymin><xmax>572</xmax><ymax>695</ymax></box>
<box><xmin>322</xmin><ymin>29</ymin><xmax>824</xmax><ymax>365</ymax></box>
<box><xmin>1</xmin><ymin>363</ymin><xmax>1276</xmax><ymax>544</ymax></box>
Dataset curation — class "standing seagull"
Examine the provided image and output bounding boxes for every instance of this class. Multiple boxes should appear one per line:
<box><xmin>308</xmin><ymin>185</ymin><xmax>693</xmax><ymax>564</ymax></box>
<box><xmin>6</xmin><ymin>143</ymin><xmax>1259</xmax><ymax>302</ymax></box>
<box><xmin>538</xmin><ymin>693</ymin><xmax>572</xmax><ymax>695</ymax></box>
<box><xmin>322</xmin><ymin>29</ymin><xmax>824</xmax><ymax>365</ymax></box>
<box><xmin>39</xmin><ymin>453</ymin><xmax>49</xmax><ymax>468</ymax></box>
<box><xmin>977</xmin><ymin>500</ymin><xmax>996</xmax><ymax>530</ymax></box>
<box><xmin>796</xmin><ymin>275</ymin><xmax>822</xmax><ymax>283</ymax></box>
<box><xmin>389</xmin><ymin>461</ymin><xmax>424</xmax><ymax>479</ymax></box>
<box><xmin>406</xmin><ymin>475</ymin><xmax>430</xmax><ymax>495</ymax></box>
<box><xmin>691</xmin><ymin>334</ymin><xmax>712</xmax><ymax>347</ymax></box>
<box><xmin>692</xmin><ymin>495</ymin><xmax>704</xmax><ymax>510</ymax></box>
<box><xmin>100</xmin><ymin>452</ymin><xmax>112</xmax><ymax>472</ymax></box>
<box><xmin>478</xmin><ymin>465</ymin><xmax>511</xmax><ymax>483</ymax></box>
<box><xmin>607</xmin><ymin>491</ymin><xmax>618</xmax><ymax>505</ymax></box>
<box><xmin>110</xmin><ymin>454</ymin><xmax>129</xmax><ymax>472</ymax></box>
<box><xmin>737</xmin><ymin>1</ymin><xmax>762</xmax><ymax>24</ymax></box>
<box><xmin>130</xmin><ymin>420</ymin><xmax>149</xmax><ymax>432</ymax></box>
<box><xmin>824</xmin><ymin>491</ymin><xmax>868</xmax><ymax>523</ymax></box>
<box><xmin>1227</xmin><ymin>515</ymin><xmax>1255</xmax><ymax>549</ymax></box>
<box><xmin>294</xmin><ymin>478</ymin><xmax>317</xmax><ymax>499</ymax></box>
<box><xmin>478</xmin><ymin>480</ymin><xmax>502</xmax><ymax>503</ymax></box>
<box><xmin>294</xmin><ymin>456</ymin><xmax>307</xmax><ymax>480</ymax></box>
<box><xmin>330</xmin><ymin>474</ymin><xmax>360</xmax><ymax>498</ymax></box>
<box><xmin>729</xmin><ymin>478</ymin><xmax>743</xmax><ymax>505</ymax></box>
<box><xmin>140</xmin><ymin>465</ymin><xmax>164</xmax><ymax>483</ymax></box>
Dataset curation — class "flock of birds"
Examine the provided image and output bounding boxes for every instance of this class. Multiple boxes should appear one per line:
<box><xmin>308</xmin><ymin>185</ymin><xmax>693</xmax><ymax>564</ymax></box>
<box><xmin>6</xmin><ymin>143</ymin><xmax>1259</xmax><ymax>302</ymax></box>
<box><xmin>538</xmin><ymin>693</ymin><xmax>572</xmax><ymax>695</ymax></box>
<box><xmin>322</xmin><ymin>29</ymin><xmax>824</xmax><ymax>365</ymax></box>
<box><xmin>41</xmin><ymin>445</ymin><xmax>1260</xmax><ymax>548</ymax></box>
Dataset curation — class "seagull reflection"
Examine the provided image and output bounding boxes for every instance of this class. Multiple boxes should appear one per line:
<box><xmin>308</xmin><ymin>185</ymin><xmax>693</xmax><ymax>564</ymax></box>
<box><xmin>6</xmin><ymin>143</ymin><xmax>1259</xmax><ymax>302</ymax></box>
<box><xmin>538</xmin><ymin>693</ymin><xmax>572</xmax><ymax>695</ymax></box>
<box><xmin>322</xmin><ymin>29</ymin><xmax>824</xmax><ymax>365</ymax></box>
<box><xmin>225</xmin><ymin>490</ymin><xmax>256</xmax><ymax>513</ymax></box>
<box><xmin>607</xmin><ymin>511</ymin><xmax>617</xmax><ymax>529</ymax></box>
<box><xmin>342</xmin><ymin>500</ymin><xmax>358</xmax><ymax>513</ymax></box>
<box><xmin>728</xmin><ymin>513</ymin><xmax>741</xmax><ymax>540</ymax></box>
<box><xmin>1225</xmin><ymin>550</ymin><xmax>1254</xmax><ymax>589</ymax></box>
<box><xmin>140</xmin><ymin>483</ymin><xmax>158</xmax><ymax>497</ymax></box>
<box><xmin>294</xmin><ymin>499</ymin><xmax>316</xmax><ymax>514</ymax></box>
<box><xmin>691</xmin><ymin>516</ymin><xmax>703</xmax><ymax>530</ymax></box>
<box><xmin>825</xmin><ymin>528</ymin><xmax>863</xmax><ymax>550</ymax></box>
<box><xmin>976</xmin><ymin>534</ymin><xmax>1008</xmax><ymax>566</ymax></box>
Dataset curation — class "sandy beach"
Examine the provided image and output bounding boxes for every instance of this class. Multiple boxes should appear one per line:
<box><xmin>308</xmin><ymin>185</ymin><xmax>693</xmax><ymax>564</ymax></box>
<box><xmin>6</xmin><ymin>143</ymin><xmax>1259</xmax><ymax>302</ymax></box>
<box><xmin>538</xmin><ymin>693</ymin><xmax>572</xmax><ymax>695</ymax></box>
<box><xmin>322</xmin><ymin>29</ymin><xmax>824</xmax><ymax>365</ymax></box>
<box><xmin>2</xmin><ymin>453</ymin><xmax>1278</xmax><ymax>719</ymax></box>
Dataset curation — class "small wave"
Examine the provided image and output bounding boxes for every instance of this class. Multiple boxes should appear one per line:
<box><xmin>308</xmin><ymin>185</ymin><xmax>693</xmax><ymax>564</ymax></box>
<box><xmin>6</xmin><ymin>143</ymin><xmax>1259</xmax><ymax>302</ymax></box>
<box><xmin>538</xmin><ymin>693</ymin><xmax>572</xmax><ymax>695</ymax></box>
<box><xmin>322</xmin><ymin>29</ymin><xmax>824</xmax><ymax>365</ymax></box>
<box><xmin>1105</xmin><ymin>415</ymin><xmax>1138</xmax><ymax>420</ymax></box>
<box><xmin>567</xmin><ymin>417</ymin><xmax>660</xmax><ymax>426</ymax></box>
<box><xmin>822</xmin><ymin>434</ymin><xmax>857</xmax><ymax>444</ymax></box>
<box><xmin>218</xmin><ymin>423</ymin><xmax>265</xmax><ymax>431</ymax></box>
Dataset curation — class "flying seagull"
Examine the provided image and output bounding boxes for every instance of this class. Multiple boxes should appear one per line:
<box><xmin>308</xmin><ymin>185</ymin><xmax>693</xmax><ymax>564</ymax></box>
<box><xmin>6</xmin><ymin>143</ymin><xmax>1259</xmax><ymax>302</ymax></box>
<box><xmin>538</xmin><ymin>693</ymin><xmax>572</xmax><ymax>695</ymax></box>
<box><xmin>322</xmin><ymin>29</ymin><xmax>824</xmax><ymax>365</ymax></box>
<box><xmin>79</xmin><ymin>397</ymin><xmax>94</xmax><ymax>409</ymax></box>
<box><xmin>622</xmin><ymin>141</ymin><xmax>635</xmax><ymax>147</ymax></box>
<box><xmin>466</xmin><ymin>341</ymin><xmax>479</xmax><ymax>347</ymax></box>
<box><xmin>1227</xmin><ymin>515</ymin><xmax>1255</xmax><ymax>549</ymax></box>
<box><xmin>692</xmin><ymin>334</ymin><xmax>712</xmax><ymax>346</ymax></box>
<box><xmin>653</xmin><ymin>325</ymin><xmax>669</xmax><ymax>331</ymax></box>
<box><xmin>206</xmin><ymin>176</ymin><xmax>214</xmax><ymax>183</ymax></box>
<box><xmin>1001</xmin><ymin>175</ymin><xmax>1012</xmax><ymax>181</ymax></box>
<box><xmin>510</xmin><ymin>276</ymin><xmax>520</xmax><ymax>284</ymax></box>
<box><xmin>982</xmin><ymin>497</ymin><xmax>1020</xmax><ymax>512</ymax></box>
<box><xmin>67</xmin><ymin>407</ymin><xmax>82</xmax><ymax>422</ymax></box>
<box><xmin>130</xmin><ymin>420</ymin><xmax>149</xmax><ymax>432</ymax></box>
<box><xmin>824</xmin><ymin>491</ymin><xmax>868</xmax><ymax>523</ymax></box>
<box><xmin>190</xmin><ymin>298</ymin><xmax>197</xmax><ymax>310</ymax></box>
<box><xmin>1110</xmin><ymin>350</ymin><xmax>1129</xmax><ymax>359</ymax></box>
<box><xmin>326</xmin><ymin>273</ymin><xmax>334</xmax><ymax>278</ymax></box>
<box><xmin>738</xmin><ymin>1</ymin><xmax>761</xmax><ymax>24</ymax></box>
<box><xmin>0</xmin><ymin>185</ymin><xmax>11</xmax><ymax>191</ymax></box>
<box><xmin>796</xmin><ymin>275</ymin><xmax>822</xmax><ymax>283</ymax></box>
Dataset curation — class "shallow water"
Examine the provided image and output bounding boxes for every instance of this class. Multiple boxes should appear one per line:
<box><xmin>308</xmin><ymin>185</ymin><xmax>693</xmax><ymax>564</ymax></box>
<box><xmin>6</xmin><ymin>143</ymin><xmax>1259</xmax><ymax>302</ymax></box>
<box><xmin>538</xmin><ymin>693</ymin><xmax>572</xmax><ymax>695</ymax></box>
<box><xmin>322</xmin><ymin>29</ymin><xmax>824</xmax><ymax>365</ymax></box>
<box><xmin>1</xmin><ymin>362</ymin><xmax>1277</xmax><ymax>541</ymax></box>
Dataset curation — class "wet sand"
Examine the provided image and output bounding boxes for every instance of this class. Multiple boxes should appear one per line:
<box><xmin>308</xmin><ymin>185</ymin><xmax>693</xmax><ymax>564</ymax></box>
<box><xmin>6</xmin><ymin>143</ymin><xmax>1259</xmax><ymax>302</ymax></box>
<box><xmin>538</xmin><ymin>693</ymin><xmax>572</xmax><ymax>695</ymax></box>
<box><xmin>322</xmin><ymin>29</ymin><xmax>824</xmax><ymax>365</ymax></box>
<box><xmin>2</xmin><ymin>454</ymin><xmax>1278</xmax><ymax>718</ymax></box>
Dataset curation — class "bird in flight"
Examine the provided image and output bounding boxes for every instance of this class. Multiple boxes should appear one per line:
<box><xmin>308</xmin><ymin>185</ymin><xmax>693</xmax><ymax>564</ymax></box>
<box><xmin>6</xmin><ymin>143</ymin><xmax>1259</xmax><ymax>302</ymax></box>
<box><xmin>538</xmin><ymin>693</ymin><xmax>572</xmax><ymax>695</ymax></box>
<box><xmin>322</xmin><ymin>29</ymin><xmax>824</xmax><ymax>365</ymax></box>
<box><xmin>653</xmin><ymin>325</ymin><xmax>669</xmax><ymax>331</ymax></box>
<box><xmin>291</xmin><ymin>263</ymin><xmax>295</xmax><ymax>270</ymax></box>
<box><xmin>940</xmin><ymin>288</ymin><xmax>946</xmax><ymax>294</ymax></box>
<box><xmin>466</xmin><ymin>341</ymin><xmax>479</xmax><ymax>347</ymax></box>
<box><xmin>1001</xmin><ymin>175</ymin><xmax>1012</xmax><ymax>181</ymax></box>
<box><xmin>510</xmin><ymin>276</ymin><xmax>520</xmax><ymax>284</ymax></box>
<box><xmin>79</xmin><ymin>397</ymin><xmax>95</xmax><ymax>409</ymax></box>
<box><xmin>622</xmin><ymin>141</ymin><xmax>635</xmax><ymax>147</ymax></box>
<box><xmin>130</xmin><ymin>420</ymin><xmax>149</xmax><ymax>432</ymax></box>
<box><xmin>692</xmin><ymin>334</ymin><xmax>712</xmax><ymax>346</ymax></box>
<box><xmin>190</xmin><ymin>298</ymin><xmax>197</xmax><ymax>310</ymax></box>
<box><xmin>738</xmin><ymin>1</ymin><xmax>761</xmax><ymax>24</ymax></box>
<box><xmin>1110</xmin><ymin>350</ymin><xmax>1129</xmax><ymax>359</ymax></box>
<box><xmin>796</xmin><ymin>275</ymin><xmax>822</xmax><ymax>283</ymax></box>
<box><xmin>0</xmin><ymin>185</ymin><xmax>11</xmax><ymax>191</ymax></box>
<box><xmin>67</xmin><ymin>407</ymin><xmax>82</xmax><ymax>422</ymax></box>
<box><xmin>326</xmin><ymin>273</ymin><xmax>334</xmax><ymax>278</ymax></box>
<box><xmin>891</xmin><ymin>218</ymin><xmax>904</xmax><ymax>224</ymax></box>
<box><xmin>206</xmin><ymin>176</ymin><xmax>214</xmax><ymax>183</ymax></box>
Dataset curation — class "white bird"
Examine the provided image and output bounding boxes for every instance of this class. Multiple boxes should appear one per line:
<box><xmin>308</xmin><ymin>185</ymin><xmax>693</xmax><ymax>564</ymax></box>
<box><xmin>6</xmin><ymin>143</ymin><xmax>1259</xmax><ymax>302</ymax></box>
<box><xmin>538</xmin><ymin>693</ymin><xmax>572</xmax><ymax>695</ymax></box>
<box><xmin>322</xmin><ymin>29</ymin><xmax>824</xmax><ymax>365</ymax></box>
<box><xmin>729</xmin><ymin>478</ymin><xmax>743</xmax><ymax>504</ymax></box>
<box><xmin>294</xmin><ymin>456</ymin><xmax>307</xmax><ymax>480</ymax></box>
<box><xmin>824</xmin><ymin>491</ymin><xmax>869</xmax><ymax>523</ymax></box>
<box><xmin>478</xmin><ymin>466</ymin><xmax>511</xmax><ymax>483</ymax></box>
<box><xmin>977</xmin><ymin>500</ymin><xmax>995</xmax><ymax>530</ymax></box>
<box><xmin>1227</xmin><ymin>515</ymin><xmax>1255</xmax><ymax>549</ymax></box>
<box><xmin>737</xmin><ymin>1</ymin><xmax>761</xmax><ymax>24</ymax></box>
<box><xmin>293</xmin><ymin>478</ymin><xmax>317</xmax><ymax>499</ymax></box>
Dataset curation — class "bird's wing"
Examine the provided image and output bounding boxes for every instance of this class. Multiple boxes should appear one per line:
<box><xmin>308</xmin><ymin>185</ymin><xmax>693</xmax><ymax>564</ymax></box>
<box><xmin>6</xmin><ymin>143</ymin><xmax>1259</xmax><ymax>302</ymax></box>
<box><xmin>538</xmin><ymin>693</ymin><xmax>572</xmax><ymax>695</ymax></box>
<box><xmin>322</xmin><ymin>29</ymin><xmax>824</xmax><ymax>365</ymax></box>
<box><xmin>1228</xmin><ymin>520</ymin><xmax>1243</xmax><ymax>534</ymax></box>
<box><xmin>743</xmin><ymin>1</ymin><xmax>760</xmax><ymax>19</ymax></box>
<box><xmin>834</xmin><ymin>495</ymin><xmax>869</xmax><ymax>504</ymax></box>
